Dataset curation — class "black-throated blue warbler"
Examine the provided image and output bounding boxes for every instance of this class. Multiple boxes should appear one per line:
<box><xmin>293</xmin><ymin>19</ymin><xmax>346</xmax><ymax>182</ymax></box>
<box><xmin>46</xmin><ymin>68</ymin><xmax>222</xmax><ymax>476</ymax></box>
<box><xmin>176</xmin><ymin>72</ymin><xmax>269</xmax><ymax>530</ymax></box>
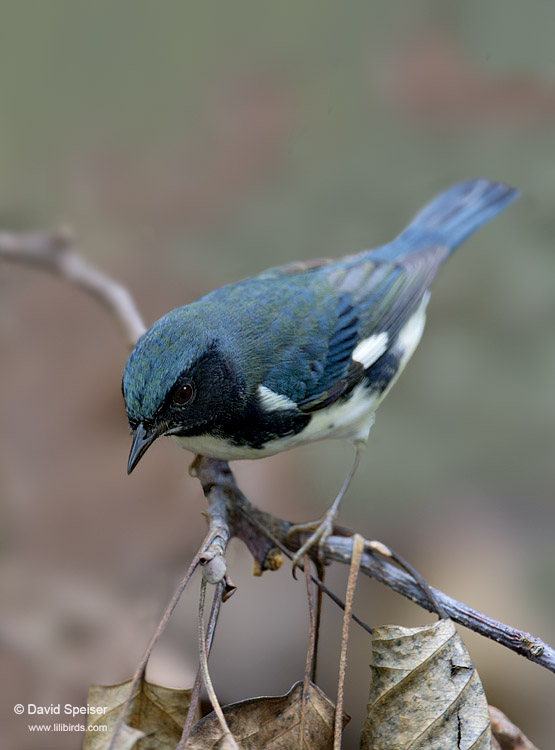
<box><xmin>122</xmin><ymin>179</ymin><xmax>519</xmax><ymax>566</ymax></box>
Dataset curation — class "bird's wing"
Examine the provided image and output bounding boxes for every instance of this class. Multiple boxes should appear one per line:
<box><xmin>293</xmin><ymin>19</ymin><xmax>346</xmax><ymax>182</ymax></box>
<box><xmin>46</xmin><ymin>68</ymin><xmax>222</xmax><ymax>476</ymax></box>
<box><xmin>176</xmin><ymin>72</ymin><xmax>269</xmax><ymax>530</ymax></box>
<box><xmin>294</xmin><ymin>246</ymin><xmax>447</xmax><ymax>412</ymax></box>
<box><xmin>261</xmin><ymin>178</ymin><xmax>519</xmax><ymax>412</ymax></box>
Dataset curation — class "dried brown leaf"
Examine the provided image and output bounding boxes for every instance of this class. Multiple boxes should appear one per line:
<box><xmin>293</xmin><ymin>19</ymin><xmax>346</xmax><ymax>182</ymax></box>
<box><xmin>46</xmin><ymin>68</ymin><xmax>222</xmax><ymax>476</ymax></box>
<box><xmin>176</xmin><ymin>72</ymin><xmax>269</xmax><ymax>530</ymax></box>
<box><xmin>83</xmin><ymin>676</ymin><xmax>195</xmax><ymax>750</ymax></box>
<box><xmin>184</xmin><ymin>680</ymin><xmax>349</xmax><ymax>749</ymax></box>
<box><xmin>361</xmin><ymin>618</ymin><xmax>491</xmax><ymax>749</ymax></box>
<box><xmin>489</xmin><ymin>706</ymin><xmax>539</xmax><ymax>750</ymax></box>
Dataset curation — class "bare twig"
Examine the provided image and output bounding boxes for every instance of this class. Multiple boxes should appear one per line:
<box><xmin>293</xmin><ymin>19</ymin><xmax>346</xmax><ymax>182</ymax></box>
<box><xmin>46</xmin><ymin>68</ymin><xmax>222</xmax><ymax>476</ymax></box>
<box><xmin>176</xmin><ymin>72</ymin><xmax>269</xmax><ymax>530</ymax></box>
<box><xmin>194</xmin><ymin>457</ymin><xmax>286</xmax><ymax>576</ymax></box>
<box><xmin>107</xmin><ymin>549</ymin><xmax>203</xmax><ymax>750</ymax></box>
<box><xmin>330</xmin><ymin>535</ymin><xmax>555</xmax><ymax>673</ymax></box>
<box><xmin>197</xmin><ymin>580</ymin><xmax>238</xmax><ymax>748</ymax></box>
<box><xmin>237</xmin><ymin>505</ymin><xmax>374</xmax><ymax>635</ymax></box>
<box><xmin>334</xmin><ymin>534</ymin><xmax>363</xmax><ymax>750</ymax></box>
<box><xmin>365</xmin><ymin>539</ymin><xmax>447</xmax><ymax>619</ymax></box>
<box><xmin>300</xmin><ymin>555</ymin><xmax>317</xmax><ymax>745</ymax></box>
<box><xmin>178</xmin><ymin>575</ymin><xmax>225</xmax><ymax>748</ymax></box>
<box><xmin>0</xmin><ymin>228</ymin><xmax>146</xmax><ymax>348</ymax></box>
<box><xmin>312</xmin><ymin>560</ymin><xmax>324</xmax><ymax>683</ymax></box>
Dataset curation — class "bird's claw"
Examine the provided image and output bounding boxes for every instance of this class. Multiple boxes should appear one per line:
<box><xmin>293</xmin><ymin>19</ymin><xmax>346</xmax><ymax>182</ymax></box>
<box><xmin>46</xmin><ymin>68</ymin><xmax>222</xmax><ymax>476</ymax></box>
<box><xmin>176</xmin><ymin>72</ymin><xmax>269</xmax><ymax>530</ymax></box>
<box><xmin>286</xmin><ymin>511</ymin><xmax>336</xmax><ymax>577</ymax></box>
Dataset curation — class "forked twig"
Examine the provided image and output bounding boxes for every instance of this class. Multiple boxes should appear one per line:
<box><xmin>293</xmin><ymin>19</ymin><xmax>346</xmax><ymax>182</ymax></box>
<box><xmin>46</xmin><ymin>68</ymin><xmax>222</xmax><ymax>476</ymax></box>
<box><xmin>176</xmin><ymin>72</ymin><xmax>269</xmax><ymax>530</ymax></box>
<box><xmin>197</xmin><ymin>580</ymin><xmax>238</xmax><ymax>748</ymax></box>
<box><xmin>178</xmin><ymin>576</ymin><xmax>225</xmax><ymax>748</ymax></box>
<box><xmin>107</xmin><ymin>550</ymin><xmax>203</xmax><ymax>750</ymax></box>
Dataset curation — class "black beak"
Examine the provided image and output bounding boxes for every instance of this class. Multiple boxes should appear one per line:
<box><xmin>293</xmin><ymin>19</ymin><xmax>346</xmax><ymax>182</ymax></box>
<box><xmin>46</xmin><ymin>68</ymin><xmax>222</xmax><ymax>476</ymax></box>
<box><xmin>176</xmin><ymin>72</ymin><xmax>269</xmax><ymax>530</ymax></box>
<box><xmin>127</xmin><ymin>423</ymin><xmax>159</xmax><ymax>474</ymax></box>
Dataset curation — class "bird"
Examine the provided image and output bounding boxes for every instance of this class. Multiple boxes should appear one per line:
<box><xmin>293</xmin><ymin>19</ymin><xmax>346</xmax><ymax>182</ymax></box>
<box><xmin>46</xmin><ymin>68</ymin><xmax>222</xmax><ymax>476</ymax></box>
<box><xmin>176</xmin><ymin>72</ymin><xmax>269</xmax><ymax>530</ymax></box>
<box><xmin>122</xmin><ymin>179</ymin><xmax>519</xmax><ymax>569</ymax></box>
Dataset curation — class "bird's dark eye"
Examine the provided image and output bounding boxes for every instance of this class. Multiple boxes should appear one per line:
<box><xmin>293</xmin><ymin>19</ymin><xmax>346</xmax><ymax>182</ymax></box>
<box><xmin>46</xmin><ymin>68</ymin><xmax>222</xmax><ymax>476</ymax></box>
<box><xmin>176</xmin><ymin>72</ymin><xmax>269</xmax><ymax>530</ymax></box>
<box><xmin>173</xmin><ymin>383</ymin><xmax>194</xmax><ymax>405</ymax></box>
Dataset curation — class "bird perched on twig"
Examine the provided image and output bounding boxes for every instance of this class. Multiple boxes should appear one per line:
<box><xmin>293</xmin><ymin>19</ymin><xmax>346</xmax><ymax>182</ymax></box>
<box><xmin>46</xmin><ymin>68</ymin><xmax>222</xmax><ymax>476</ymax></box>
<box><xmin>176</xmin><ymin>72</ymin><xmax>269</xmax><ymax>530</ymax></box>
<box><xmin>122</xmin><ymin>179</ymin><xmax>519</xmax><ymax>570</ymax></box>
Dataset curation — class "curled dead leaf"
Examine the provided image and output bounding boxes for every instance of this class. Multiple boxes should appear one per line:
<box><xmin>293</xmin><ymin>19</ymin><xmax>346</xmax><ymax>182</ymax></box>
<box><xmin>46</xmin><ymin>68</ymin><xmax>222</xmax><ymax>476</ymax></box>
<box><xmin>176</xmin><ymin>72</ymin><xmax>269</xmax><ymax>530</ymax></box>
<box><xmin>184</xmin><ymin>680</ymin><xmax>349</xmax><ymax>749</ymax></box>
<box><xmin>361</xmin><ymin>618</ymin><xmax>491</xmax><ymax>749</ymax></box>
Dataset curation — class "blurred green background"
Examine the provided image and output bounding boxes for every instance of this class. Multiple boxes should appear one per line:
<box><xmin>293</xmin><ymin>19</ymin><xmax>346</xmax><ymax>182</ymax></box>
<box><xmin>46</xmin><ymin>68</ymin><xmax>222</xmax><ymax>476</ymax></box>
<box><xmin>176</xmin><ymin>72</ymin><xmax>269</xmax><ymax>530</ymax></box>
<box><xmin>1</xmin><ymin>1</ymin><xmax>554</xmax><ymax>747</ymax></box>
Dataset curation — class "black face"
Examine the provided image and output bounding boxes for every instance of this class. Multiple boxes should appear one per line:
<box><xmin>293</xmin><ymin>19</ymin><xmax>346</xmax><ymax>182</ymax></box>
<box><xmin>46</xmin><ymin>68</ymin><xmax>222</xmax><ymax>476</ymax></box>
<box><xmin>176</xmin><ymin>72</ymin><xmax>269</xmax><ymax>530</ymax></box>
<box><xmin>126</xmin><ymin>344</ymin><xmax>247</xmax><ymax>473</ymax></box>
<box><xmin>154</xmin><ymin>345</ymin><xmax>247</xmax><ymax>439</ymax></box>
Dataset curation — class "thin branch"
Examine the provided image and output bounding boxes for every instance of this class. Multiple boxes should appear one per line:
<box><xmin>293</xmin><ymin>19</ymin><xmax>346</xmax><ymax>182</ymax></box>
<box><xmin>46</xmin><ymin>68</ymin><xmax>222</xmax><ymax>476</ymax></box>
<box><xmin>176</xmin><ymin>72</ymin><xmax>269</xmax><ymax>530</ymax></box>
<box><xmin>365</xmin><ymin>539</ymin><xmax>447</xmax><ymax>619</ymax></box>
<box><xmin>334</xmin><ymin>533</ymin><xmax>364</xmax><ymax>750</ymax></box>
<box><xmin>0</xmin><ymin>228</ymin><xmax>146</xmax><ymax>348</ymax></box>
<box><xmin>107</xmin><ymin>549</ymin><xmax>203</xmax><ymax>750</ymax></box>
<box><xmin>236</xmin><ymin>505</ymin><xmax>374</xmax><ymax>635</ymax></box>
<box><xmin>197</xmin><ymin>580</ymin><xmax>238</xmax><ymax>748</ymax></box>
<box><xmin>300</xmin><ymin>556</ymin><xmax>316</xmax><ymax>745</ymax></box>
<box><xmin>330</xmin><ymin>535</ymin><xmax>555</xmax><ymax>673</ymax></box>
<box><xmin>178</xmin><ymin>573</ymin><xmax>225</xmax><ymax>748</ymax></box>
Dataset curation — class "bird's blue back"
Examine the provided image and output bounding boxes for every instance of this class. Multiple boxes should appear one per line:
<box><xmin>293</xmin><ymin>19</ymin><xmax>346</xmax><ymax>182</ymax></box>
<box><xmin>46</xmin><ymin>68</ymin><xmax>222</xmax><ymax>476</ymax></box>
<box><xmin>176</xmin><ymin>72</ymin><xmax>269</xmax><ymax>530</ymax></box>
<box><xmin>123</xmin><ymin>179</ymin><xmax>519</xmax><ymax>424</ymax></box>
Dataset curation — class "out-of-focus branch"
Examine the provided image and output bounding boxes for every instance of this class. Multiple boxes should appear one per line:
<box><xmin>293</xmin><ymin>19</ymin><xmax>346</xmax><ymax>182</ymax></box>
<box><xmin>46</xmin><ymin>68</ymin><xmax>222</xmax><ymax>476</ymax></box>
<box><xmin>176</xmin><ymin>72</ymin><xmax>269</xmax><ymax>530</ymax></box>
<box><xmin>0</xmin><ymin>228</ymin><xmax>146</xmax><ymax>348</ymax></box>
<box><xmin>3</xmin><ymin>227</ymin><xmax>554</xmax><ymax>678</ymax></box>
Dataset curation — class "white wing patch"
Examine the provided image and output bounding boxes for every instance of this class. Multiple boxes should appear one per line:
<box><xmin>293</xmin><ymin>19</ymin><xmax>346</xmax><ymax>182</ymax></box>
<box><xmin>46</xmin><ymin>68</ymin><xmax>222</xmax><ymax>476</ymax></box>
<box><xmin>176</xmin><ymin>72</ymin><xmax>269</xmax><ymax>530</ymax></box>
<box><xmin>258</xmin><ymin>385</ymin><xmax>297</xmax><ymax>412</ymax></box>
<box><xmin>352</xmin><ymin>331</ymin><xmax>389</xmax><ymax>368</ymax></box>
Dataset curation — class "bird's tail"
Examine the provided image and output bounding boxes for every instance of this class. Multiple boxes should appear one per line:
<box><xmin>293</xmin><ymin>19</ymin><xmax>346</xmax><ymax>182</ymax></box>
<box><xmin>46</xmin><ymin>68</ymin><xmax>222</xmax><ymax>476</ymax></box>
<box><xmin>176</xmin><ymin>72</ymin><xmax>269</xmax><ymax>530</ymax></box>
<box><xmin>370</xmin><ymin>179</ymin><xmax>520</xmax><ymax>262</ymax></box>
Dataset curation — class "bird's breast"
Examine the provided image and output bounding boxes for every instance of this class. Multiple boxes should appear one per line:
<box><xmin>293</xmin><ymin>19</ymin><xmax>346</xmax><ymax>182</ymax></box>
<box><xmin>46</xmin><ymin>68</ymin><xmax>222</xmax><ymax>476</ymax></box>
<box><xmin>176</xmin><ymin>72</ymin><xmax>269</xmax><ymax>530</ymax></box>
<box><xmin>171</xmin><ymin>384</ymin><xmax>381</xmax><ymax>460</ymax></box>
<box><xmin>172</xmin><ymin>433</ymin><xmax>274</xmax><ymax>460</ymax></box>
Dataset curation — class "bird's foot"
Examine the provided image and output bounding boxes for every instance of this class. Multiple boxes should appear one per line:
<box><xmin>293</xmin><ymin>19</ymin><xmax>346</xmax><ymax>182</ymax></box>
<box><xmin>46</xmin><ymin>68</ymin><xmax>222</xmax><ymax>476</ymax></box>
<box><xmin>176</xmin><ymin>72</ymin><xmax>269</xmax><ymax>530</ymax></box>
<box><xmin>286</xmin><ymin>509</ymin><xmax>337</xmax><ymax>577</ymax></box>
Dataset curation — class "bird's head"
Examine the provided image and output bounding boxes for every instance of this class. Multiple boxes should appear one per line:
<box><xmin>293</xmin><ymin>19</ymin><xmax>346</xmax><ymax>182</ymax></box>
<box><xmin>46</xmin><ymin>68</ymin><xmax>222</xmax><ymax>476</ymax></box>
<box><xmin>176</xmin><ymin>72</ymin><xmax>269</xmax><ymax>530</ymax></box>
<box><xmin>122</xmin><ymin>306</ymin><xmax>246</xmax><ymax>473</ymax></box>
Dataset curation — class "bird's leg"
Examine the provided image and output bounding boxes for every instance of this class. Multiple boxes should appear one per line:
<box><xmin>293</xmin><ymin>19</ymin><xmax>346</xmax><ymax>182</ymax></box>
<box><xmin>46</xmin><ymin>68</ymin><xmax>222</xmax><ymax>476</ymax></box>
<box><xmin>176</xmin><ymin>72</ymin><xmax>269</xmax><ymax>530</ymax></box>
<box><xmin>287</xmin><ymin>447</ymin><xmax>361</xmax><ymax>575</ymax></box>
